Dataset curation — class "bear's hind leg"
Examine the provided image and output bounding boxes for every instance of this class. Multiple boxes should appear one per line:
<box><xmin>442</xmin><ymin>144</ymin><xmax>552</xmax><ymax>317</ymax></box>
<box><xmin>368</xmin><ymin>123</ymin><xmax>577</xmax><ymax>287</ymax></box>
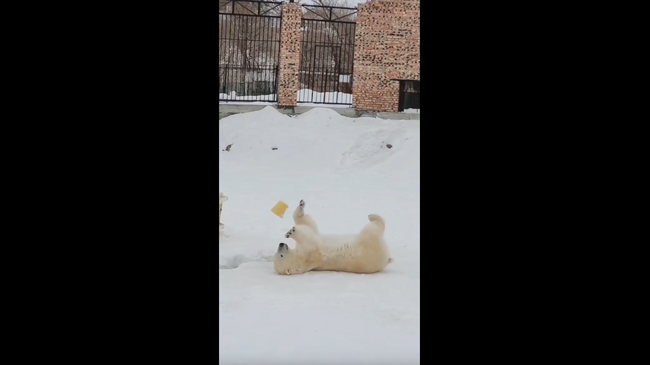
<box><xmin>292</xmin><ymin>199</ymin><xmax>306</xmax><ymax>220</ymax></box>
<box><xmin>292</xmin><ymin>200</ymin><xmax>320</xmax><ymax>234</ymax></box>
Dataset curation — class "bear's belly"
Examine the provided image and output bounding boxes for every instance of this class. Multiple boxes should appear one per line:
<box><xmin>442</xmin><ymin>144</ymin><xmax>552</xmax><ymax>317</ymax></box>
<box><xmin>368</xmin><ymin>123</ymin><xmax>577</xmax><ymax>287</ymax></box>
<box><xmin>313</xmin><ymin>236</ymin><xmax>387</xmax><ymax>273</ymax></box>
<box><xmin>313</xmin><ymin>254</ymin><xmax>387</xmax><ymax>273</ymax></box>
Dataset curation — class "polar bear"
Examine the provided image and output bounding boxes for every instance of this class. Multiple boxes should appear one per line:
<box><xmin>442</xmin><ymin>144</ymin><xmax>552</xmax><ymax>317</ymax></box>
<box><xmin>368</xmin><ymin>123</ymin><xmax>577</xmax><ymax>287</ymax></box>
<box><xmin>273</xmin><ymin>201</ymin><xmax>392</xmax><ymax>275</ymax></box>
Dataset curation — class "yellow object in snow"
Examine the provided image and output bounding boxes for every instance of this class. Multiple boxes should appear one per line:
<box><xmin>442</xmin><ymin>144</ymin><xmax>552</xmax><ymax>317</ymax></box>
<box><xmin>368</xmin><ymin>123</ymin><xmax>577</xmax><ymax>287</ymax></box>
<box><xmin>271</xmin><ymin>201</ymin><xmax>289</xmax><ymax>218</ymax></box>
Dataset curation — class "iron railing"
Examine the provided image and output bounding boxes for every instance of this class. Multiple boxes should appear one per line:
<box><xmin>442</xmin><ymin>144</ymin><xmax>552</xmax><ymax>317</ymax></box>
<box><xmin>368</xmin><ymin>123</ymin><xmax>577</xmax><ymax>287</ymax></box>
<box><xmin>219</xmin><ymin>1</ymin><xmax>283</xmax><ymax>102</ymax></box>
<box><xmin>298</xmin><ymin>5</ymin><xmax>357</xmax><ymax>105</ymax></box>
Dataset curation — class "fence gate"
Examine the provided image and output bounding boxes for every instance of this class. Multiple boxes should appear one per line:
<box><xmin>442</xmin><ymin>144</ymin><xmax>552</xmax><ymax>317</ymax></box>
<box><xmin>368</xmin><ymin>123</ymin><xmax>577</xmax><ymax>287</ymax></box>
<box><xmin>219</xmin><ymin>0</ymin><xmax>282</xmax><ymax>103</ymax></box>
<box><xmin>298</xmin><ymin>5</ymin><xmax>357</xmax><ymax>105</ymax></box>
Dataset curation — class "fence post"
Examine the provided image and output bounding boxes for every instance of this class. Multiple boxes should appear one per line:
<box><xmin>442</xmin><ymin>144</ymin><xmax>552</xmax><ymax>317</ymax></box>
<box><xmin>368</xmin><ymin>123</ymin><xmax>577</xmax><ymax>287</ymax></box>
<box><xmin>277</xmin><ymin>2</ymin><xmax>303</xmax><ymax>107</ymax></box>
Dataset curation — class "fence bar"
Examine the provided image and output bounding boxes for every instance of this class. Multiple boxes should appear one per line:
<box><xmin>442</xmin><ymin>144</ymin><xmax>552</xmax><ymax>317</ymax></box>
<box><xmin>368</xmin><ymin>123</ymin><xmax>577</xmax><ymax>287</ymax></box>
<box><xmin>218</xmin><ymin>1</ymin><xmax>282</xmax><ymax>103</ymax></box>
<box><xmin>297</xmin><ymin>5</ymin><xmax>356</xmax><ymax>105</ymax></box>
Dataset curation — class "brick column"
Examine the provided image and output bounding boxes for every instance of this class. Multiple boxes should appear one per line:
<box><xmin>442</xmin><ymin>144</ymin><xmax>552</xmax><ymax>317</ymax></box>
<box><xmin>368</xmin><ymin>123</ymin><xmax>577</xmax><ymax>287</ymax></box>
<box><xmin>352</xmin><ymin>0</ymin><xmax>420</xmax><ymax>112</ymax></box>
<box><xmin>277</xmin><ymin>3</ymin><xmax>303</xmax><ymax>107</ymax></box>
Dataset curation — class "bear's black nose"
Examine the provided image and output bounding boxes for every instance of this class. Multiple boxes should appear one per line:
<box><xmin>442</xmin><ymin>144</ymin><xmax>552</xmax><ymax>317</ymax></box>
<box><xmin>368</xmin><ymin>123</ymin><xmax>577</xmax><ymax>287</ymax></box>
<box><xmin>279</xmin><ymin>243</ymin><xmax>286</xmax><ymax>249</ymax></box>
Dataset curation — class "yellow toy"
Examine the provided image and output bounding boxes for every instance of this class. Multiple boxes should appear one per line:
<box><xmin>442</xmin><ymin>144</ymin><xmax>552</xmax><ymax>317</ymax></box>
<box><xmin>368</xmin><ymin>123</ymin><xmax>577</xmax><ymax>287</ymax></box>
<box><xmin>271</xmin><ymin>201</ymin><xmax>288</xmax><ymax>218</ymax></box>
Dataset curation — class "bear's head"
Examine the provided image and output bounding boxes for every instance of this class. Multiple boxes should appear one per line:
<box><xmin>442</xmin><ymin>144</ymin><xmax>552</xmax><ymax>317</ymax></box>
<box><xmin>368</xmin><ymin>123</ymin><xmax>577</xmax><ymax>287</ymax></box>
<box><xmin>273</xmin><ymin>242</ymin><xmax>294</xmax><ymax>275</ymax></box>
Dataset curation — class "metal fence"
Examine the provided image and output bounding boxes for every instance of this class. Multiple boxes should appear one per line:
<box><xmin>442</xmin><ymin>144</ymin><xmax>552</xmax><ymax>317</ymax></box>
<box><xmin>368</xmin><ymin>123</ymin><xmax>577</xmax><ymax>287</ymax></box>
<box><xmin>298</xmin><ymin>5</ymin><xmax>357</xmax><ymax>105</ymax></box>
<box><xmin>218</xmin><ymin>0</ymin><xmax>282</xmax><ymax>103</ymax></box>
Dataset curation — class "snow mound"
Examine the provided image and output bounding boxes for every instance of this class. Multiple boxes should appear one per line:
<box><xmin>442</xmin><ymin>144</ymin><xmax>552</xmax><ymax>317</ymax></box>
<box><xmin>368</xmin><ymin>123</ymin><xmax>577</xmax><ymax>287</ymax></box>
<box><xmin>340</xmin><ymin>126</ymin><xmax>407</xmax><ymax>169</ymax></box>
<box><xmin>295</xmin><ymin>107</ymin><xmax>347</xmax><ymax>121</ymax></box>
<box><xmin>219</xmin><ymin>107</ymin><xmax>420</xmax><ymax>365</ymax></box>
<box><xmin>219</xmin><ymin>254</ymin><xmax>273</xmax><ymax>270</ymax></box>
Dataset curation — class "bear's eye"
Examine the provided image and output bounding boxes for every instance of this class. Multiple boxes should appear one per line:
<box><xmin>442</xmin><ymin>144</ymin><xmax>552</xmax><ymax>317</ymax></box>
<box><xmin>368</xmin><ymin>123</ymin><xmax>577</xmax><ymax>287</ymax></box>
<box><xmin>280</xmin><ymin>255</ymin><xmax>283</xmax><ymax>257</ymax></box>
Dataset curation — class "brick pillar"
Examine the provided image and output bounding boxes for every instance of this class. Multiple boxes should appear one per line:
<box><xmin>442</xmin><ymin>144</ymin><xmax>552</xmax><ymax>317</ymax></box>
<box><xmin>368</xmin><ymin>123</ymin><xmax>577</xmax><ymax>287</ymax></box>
<box><xmin>277</xmin><ymin>3</ymin><xmax>302</xmax><ymax>107</ymax></box>
<box><xmin>352</xmin><ymin>0</ymin><xmax>420</xmax><ymax>112</ymax></box>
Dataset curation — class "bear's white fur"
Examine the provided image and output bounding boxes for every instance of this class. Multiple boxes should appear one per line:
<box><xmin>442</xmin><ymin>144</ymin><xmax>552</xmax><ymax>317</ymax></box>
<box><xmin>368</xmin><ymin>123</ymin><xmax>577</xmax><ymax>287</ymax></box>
<box><xmin>273</xmin><ymin>200</ymin><xmax>392</xmax><ymax>275</ymax></box>
<box><xmin>273</xmin><ymin>225</ymin><xmax>325</xmax><ymax>275</ymax></box>
<box><xmin>291</xmin><ymin>199</ymin><xmax>319</xmax><ymax>234</ymax></box>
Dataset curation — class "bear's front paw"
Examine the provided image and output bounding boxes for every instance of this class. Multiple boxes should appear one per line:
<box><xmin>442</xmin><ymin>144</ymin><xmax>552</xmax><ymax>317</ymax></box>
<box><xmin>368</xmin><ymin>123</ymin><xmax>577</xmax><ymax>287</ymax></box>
<box><xmin>285</xmin><ymin>227</ymin><xmax>296</xmax><ymax>238</ymax></box>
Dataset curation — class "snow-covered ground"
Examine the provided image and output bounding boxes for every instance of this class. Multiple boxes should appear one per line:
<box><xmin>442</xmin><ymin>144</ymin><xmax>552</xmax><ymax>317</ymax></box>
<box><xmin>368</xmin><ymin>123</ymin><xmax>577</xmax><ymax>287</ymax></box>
<box><xmin>297</xmin><ymin>89</ymin><xmax>353</xmax><ymax>104</ymax></box>
<box><xmin>219</xmin><ymin>91</ymin><xmax>276</xmax><ymax>102</ymax></box>
<box><xmin>219</xmin><ymin>89</ymin><xmax>353</xmax><ymax>106</ymax></box>
<box><xmin>219</xmin><ymin>107</ymin><xmax>420</xmax><ymax>365</ymax></box>
<box><xmin>219</xmin><ymin>91</ymin><xmax>420</xmax><ymax>114</ymax></box>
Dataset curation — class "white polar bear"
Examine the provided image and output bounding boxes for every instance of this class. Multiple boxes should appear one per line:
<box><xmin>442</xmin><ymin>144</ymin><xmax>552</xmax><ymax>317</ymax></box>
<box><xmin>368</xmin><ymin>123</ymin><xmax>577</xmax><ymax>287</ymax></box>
<box><xmin>273</xmin><ymin>200</ymin><xmax>393</xmax><ymax>275</ymax></box>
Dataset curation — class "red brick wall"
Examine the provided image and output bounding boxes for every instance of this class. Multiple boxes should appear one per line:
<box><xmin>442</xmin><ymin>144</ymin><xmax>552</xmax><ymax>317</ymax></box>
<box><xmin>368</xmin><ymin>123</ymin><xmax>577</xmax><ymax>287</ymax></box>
<box><xmin>352</xmin><ymin>0</ymin><xmax>420</xmax><ymax>112</ymax></box>
<box><xmin>274</xmin><ymin>0</ymin><xmax>420</xmax><ymax>111</ymax></box>
<box><xmin>277</xmin><ymin>3</ymin><xmax>302</xmax><ymax>107</ymax></box>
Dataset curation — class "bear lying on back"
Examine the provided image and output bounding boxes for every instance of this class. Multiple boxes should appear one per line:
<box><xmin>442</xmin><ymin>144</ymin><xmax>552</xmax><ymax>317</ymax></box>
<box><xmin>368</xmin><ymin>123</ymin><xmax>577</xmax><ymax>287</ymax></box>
<box><xmin>273</xmin><ymin>200</ymin><xmax>392</xmax><ymax>275</ymax></box>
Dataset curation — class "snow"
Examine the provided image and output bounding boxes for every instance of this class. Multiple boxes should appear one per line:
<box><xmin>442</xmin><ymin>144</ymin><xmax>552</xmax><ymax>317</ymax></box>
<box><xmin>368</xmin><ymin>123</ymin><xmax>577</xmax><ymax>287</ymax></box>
<box><xmin>297</xmin><ymin>89</ymin><xmax>353</xmax><ymax>105</ymax></box>
<box><xmin>219</xmin><ymin>91</ymin><xmax>276</xmax><ymax>102</ymax></box>
<box><xmin>219</xmin><ymin>100</ymin><xmax>276</xmax><ymax>106</ymax></box>
<box><xmin>219</xmin><ymin>106</ymin><xmax>420</xmax><ymax>365</ymax></box>
<box><xmin>219</xmin><ymin>89</ymin><xmax>354</xmax><ymax>105</ymax></box>
<box><xmin>403</xmin><ymin>108</ymin><xmax>420</xmax><ymax>114</ymax></box>
<box><xmin>295</xmin><ymin>102</ymin><xmax>351</xmax><ymax>108</ymax></box>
